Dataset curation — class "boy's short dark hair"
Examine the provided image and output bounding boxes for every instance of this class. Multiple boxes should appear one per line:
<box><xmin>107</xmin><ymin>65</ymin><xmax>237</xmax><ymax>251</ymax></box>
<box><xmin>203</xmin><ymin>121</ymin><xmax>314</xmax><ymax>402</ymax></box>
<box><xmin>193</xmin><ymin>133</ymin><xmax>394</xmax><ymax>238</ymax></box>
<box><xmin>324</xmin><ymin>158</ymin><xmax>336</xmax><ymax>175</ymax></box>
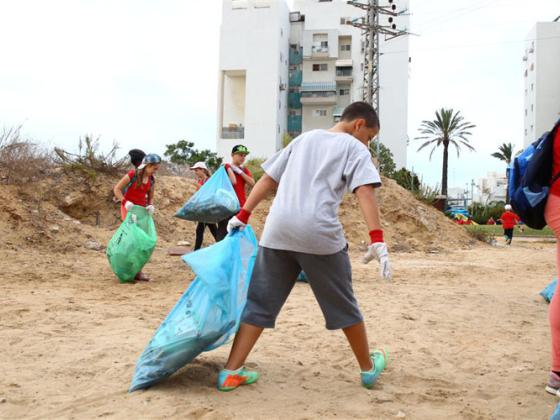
<box><xmin>341</xmin><ymin>102</ymin><xmax>380</xmax><ymax>129</ymax></box>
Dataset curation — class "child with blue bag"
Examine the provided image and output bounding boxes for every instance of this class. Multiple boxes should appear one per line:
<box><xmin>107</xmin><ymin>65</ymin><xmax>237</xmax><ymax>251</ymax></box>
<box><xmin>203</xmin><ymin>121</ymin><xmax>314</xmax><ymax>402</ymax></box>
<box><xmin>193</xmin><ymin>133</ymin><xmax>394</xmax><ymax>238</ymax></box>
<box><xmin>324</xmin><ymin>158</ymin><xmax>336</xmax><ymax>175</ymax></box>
<box><xmin>217</xmin><ymin>102</ymin><xmax>392</xmax><ymax>391</ymax></box>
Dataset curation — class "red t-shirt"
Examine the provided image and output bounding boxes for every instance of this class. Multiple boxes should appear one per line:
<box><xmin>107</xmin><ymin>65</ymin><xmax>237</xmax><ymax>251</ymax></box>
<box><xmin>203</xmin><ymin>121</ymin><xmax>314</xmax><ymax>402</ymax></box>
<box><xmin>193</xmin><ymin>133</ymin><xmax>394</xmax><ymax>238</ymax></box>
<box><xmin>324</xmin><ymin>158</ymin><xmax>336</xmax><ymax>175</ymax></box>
<box><xmin>225</xmin><ymin>164</ymin><xmax>252</xmax><ymax>207</ymax></box>
<box><xmin>500</xmin><ymin>211</ymin><xmax>520</xmax><ymax>229</ymax></box>
<box><xmin>123</xmin><ymin>169</ymin><xmax>152</xmax><ymax>207</ymax></box>
<box><xmin>551</xmin><ymin>128</ymin><xmax>560</xmax><ymax>197</ymax></box>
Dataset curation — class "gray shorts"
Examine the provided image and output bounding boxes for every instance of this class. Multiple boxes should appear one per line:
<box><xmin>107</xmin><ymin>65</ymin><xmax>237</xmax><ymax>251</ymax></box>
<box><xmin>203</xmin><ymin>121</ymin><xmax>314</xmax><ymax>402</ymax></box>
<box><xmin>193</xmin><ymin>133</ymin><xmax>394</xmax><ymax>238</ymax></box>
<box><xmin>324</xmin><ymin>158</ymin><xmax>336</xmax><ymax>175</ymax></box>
<box><xmin>241</xmin><ymin>245</ymin><xmax>363</xmax><ymax>330</ymax></box>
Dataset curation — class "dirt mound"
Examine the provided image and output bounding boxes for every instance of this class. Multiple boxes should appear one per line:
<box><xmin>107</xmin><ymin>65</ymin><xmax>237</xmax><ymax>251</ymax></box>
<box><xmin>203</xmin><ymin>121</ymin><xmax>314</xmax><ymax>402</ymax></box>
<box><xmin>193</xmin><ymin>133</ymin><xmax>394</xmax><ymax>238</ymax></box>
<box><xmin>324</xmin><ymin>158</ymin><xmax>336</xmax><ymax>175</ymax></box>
<box><xmin>0</xmin><ymin>170</ymin><xmax>473</xmax><ymax>254</ymax></box>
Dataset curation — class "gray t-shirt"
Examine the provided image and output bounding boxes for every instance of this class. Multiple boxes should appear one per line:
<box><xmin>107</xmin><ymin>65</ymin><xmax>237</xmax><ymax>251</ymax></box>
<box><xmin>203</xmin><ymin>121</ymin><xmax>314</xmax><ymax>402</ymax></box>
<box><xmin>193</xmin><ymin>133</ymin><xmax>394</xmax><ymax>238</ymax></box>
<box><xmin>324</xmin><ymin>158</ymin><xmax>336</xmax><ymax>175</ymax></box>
<box><xmin>260</xmin><ymin>129</ymin><xmax>381</xmax><ymax>255</ymax></box>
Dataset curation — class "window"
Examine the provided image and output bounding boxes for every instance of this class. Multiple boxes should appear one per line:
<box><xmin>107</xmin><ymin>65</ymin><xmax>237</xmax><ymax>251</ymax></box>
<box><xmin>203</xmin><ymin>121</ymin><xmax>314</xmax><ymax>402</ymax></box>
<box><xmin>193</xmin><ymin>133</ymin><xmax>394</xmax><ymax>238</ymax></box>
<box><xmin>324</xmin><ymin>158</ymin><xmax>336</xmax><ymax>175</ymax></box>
<box><xmin>320</xmin><ymin>41</ymin><xmax>328</xmax><ymax>48</ymax></box>
<box><xmin>525</xmin><ymin>129</ymin><xmax>528</xmax><ymax>136</ymax></box>
<box><xmin>531</xmin><ymin>83</ymin><xmax>534</xmax><ymax>91</ymax></box>
<box><xmin>314</xmin><ymin>109</ymin><xmax>327</xmax><ymax>117</ymax></box>
<box><xmin>525</xmin><ymin>109</ymin><xmax>527</xmax><ymax>116</ymax></box>
<box><xmin>312</xmin><ymin>63</ymin><xmax>328</xmax><ymax>71</ymax></box>
<box><xmin>281</xmin><ymin>28</ymin><xmax>283</xmax><ymax>37</ymax></box>
<box><xmin>339</xmin><ymin>88</ymin><xmax>350</xmax><ymax>96</ymax></box>
<box><xmin>319</xmin><ymin>0</ymin><xmax>332</xmax><ymax>2</ymax></box>
<box><xmin>280</xmin><ymin>52</ymin><xmax>283</xmax><ymax>63</ymax></box>
<box><xmin>340</xmin><ymin>44</ymin><xmax>351</xmax><ymax>51</ymax></box>
<box><xmin>531</xmin><ymin>104</ymin><xmax>534</xmax><ymax>112</ymax></box>
<box><xmin>340</xmin><ymin>17</ymin><xmax>350</xmax><ymax>25</ymax></box>
<box><xmin>531</xmin><ymin>125</ymin><xmax>534</xmax><ymax>131</ymax></box>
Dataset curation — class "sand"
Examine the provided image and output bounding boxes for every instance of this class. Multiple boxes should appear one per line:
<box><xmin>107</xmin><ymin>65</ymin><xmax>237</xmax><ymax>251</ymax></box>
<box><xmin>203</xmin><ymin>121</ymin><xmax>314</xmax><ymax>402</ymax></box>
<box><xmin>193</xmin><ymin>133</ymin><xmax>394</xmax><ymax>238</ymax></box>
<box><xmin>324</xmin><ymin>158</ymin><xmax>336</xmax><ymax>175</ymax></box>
<box><xmin>0</xmin><ymin>238</ymin><xmax>557</xmax><ymax>419</ymax></box>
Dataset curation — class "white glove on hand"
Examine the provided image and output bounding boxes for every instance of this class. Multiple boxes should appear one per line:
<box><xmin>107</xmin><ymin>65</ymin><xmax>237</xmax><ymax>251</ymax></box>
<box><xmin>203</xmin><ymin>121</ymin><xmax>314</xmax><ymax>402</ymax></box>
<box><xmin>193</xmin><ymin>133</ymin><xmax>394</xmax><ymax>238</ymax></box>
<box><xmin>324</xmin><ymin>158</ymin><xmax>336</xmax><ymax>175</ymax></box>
<box><xmin>146</xmin><ymin>205</ymin><xmax>155</xmax><ymax>215</ymax></box>
<box><xmin>363</xmin><ymin>242</ymin><xmax>392</xmax><ymax>280</ymax></box>
<box><xmin>227</xmin><ymin>216</ymin><xmax>246</xmax><ymax>233</ymax></box>
<box><xmin>124</xmin><ymin>201</ymin><xmax>134</xmax><ymax>211</ymax></box>
<box><xmin>230</xmin><ymin>165</ymin><xmax>243</xmax><ymax>175</ymax></box>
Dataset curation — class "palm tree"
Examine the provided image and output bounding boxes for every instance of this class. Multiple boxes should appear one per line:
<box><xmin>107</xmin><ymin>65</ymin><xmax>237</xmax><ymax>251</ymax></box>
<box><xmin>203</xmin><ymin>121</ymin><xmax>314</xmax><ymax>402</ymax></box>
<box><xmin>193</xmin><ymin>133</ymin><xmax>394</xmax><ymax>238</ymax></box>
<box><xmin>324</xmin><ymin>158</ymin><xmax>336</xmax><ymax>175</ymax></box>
<box><xmin>416</xmin><ymin>108</ymin><xmax>476</xmax><ymax>197</ymax></box>
<box><xmin>491</xmin><ymin>143</ymin><xmax>514</xmax><ymax>165</ymax></box>
<box><xmin>491</xmin><ymin>142</ymin><xmax>516</xmax><ymax>203</ymax></box>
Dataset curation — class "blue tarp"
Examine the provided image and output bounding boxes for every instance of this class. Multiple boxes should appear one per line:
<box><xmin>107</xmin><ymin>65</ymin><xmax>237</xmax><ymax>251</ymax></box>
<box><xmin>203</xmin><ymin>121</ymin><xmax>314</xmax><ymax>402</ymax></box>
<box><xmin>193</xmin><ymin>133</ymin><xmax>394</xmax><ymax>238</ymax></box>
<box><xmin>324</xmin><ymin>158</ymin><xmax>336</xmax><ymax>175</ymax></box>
<box><xmin>129</xmin><ymin>227</ymin><xmax>258</xmax><ymax>392</ymax></box>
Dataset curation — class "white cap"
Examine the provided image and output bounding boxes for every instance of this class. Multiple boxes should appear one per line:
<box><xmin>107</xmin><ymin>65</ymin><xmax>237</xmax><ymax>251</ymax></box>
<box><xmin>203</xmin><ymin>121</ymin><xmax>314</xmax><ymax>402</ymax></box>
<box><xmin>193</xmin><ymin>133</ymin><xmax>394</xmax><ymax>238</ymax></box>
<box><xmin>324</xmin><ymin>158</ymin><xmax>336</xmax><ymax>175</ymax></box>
<box><xmin>505</xmin><ymin>204</ymin><xmax>512</xmax><ymax>211</ymax></box>
<box><xmin>190</xmin><ymin>162</ymin><xmax>209</xmax><ymax>171</ymax></box>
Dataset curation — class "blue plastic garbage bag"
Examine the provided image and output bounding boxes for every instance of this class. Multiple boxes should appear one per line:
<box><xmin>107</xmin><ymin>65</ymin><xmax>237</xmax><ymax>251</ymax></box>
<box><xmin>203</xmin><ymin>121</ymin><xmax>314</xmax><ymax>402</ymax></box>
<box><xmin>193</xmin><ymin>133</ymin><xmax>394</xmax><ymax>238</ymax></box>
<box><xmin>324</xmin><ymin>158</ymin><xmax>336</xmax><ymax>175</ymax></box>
<box><xmin>175</xmin><ymin>166</ymin><xmax>240</xmax><ymax>223</ymax></box>
<box><xmin>297</xmin><ymin>271</ymin><xmax>308</xmax><ymax>283</ymax></box>
<box><xmin>129</xmin><ymin>226</ymin><xmax>258</xmax><ymax>392</ymax></box>
<box><xmin>552</xmin><ymin>402</ymin><xmax>560</xmax><ymax>420</ymax></box>
<box><xmin>540</xmin><ymin>279</ymin><xmax>557</xmax><ymax>303</ymax></box>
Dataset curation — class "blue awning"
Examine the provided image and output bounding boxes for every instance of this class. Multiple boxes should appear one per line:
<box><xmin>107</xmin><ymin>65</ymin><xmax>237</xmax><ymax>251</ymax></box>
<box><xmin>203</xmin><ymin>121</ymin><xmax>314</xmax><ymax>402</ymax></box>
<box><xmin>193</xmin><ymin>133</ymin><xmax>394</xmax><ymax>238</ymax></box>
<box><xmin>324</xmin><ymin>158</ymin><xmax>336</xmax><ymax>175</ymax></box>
<box><xmin>301</xmin><ymin>82</ymin><xmax>337</xmax><ymax>92</ymax></box>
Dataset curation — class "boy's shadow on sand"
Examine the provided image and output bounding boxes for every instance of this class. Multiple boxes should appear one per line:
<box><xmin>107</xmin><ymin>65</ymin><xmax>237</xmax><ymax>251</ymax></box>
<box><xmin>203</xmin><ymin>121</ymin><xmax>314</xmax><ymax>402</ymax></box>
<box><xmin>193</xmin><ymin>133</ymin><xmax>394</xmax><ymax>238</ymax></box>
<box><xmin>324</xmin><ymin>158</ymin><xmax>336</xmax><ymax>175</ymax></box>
<box><xmin>149</xmin><ymin>359</ymin><xmax>222</xmax><ymax>391</ymax></box>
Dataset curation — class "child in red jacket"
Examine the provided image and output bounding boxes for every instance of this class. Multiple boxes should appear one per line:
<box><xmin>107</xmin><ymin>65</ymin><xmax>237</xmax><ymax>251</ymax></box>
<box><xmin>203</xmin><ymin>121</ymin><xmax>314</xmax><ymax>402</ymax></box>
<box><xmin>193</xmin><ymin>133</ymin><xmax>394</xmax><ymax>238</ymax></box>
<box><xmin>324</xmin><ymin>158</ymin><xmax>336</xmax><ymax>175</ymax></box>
<box><xmin>499</xmin><ymin>204</ymin><xmax>521</xmax><ymax>246</ymax></box>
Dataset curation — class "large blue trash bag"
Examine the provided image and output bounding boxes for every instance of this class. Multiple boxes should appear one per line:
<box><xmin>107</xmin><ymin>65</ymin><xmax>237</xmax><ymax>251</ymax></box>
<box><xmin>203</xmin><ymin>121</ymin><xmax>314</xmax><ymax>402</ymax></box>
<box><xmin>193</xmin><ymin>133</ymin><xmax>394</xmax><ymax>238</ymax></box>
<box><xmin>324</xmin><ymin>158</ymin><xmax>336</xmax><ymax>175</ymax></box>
<box><xmin>129</xmin><ymin>226</ymin><xmax>257</xmax><ymax>392</ymax></box>
<box><xmin>540</xmin><ymin>279</ymin><xmax>558</xmax><ymax>303</ymax></box>
<box><xmin>175</xmin><ymin>166</ymin><xmax>240</xmax><ymax>223</ymax></box>
<box><xmin>552</xmin><ymin>402</ymin><xmax>560</xmax><ymax>420</ymax></box>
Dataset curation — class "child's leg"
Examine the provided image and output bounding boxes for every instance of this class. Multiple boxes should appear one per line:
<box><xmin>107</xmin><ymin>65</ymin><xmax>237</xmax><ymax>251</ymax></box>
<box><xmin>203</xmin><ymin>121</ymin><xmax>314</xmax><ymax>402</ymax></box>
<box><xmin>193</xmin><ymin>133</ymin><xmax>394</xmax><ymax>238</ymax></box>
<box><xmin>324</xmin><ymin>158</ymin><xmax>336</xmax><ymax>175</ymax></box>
<box><xmin>546</xmin><ymin>194</ymin><xmax>560</xmax><ymax>372</ymax></box>
<box><xmin>343</xmin><ymin>322</ymin><xmax>373</xmax><ymax>371</ymax></box>
<box><xmin>225</xmin><ymin>323</ymin><xmax>264</xmax><ymax>370</ymax></box>
<box><xmin>194</xmin><ymin>222</ymin><xmax>205</xmax><ymax>250</ymax></box>
<box><xmin>216</xmin><ymin>219</ymin><xmax>228</xmax><ymax>241</ymax></box>
<box><xmin>208</xmin><ymin>223</ymin><xmax>219</xmax><ymax>241</ymax></box>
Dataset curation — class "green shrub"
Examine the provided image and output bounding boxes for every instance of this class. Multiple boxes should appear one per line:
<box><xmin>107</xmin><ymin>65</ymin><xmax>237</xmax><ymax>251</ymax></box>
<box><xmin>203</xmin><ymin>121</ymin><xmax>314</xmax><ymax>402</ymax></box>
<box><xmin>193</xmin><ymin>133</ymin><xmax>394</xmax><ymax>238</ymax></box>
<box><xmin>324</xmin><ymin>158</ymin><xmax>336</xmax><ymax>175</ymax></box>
<box><xmin>245</xmin><ymin>158</ymin><xmax>266</xmax><ymax>182</ymax></box>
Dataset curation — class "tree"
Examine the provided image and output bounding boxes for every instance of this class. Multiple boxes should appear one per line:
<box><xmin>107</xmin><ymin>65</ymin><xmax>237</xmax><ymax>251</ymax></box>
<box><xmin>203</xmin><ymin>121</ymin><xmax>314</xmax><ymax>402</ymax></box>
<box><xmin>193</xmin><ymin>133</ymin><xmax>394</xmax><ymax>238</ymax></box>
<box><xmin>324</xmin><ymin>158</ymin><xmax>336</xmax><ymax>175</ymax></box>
<box><xmin>164</xmin><ymin>140</ymin><xmax>222</xmax><ymax>171</ymax></box>
<box><xmin>416</xmin><ymin>108</ymin><xmax>475</xmax><ymax>197</ymax></box>
<box><xmin>491</xmin><ymin>142</ymin><xmax>516</xmax><ymax>203</ymax></box>
<box><xmin>369</xmin><ymin>142</ymin><xmax>396</xmax><ymax>178</ymax></box>
<box><xmin>392</xmin><ymin>167</ymin><xmax>420</xmax><ymax>192</ymax></box>
<box><xmin>491</xmin><ymin>142</ymin><xmax>515</xmax><ymax>165</ymax></box>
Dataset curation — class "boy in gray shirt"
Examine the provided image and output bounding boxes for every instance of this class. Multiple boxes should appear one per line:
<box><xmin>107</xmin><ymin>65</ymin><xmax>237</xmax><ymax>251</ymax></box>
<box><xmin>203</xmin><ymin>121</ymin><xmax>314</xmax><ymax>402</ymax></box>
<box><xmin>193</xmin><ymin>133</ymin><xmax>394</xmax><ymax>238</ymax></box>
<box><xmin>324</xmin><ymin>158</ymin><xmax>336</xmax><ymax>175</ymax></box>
<box><xmin>217</xmin><ymin>102</ymin><xmax>392</xmax><ymax>392</ymax></box>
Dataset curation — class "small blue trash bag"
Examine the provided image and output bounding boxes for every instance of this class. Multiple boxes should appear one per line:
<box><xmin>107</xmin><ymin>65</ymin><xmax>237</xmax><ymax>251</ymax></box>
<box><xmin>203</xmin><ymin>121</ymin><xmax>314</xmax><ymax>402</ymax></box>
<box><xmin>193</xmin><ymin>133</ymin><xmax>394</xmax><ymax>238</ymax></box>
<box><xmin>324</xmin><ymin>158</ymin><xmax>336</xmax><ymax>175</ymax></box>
<box><xmin>129</xmin><ymin>226</ymin><xmax>258</xmax><ymax>392</ymax></box>
<box><xmin>297</xmin><ymin>271</ymin><xmax>308</xmax><ymax>282</ymax></box>
<box><xmin>175</xmin><ymin>166</ymin><xmax>240</xmax><ymax>223</ymax></box>
<box><xmin>540</xmin><ymin>279</ymin><xmax>557</xmax><ymax>303</ymax></box>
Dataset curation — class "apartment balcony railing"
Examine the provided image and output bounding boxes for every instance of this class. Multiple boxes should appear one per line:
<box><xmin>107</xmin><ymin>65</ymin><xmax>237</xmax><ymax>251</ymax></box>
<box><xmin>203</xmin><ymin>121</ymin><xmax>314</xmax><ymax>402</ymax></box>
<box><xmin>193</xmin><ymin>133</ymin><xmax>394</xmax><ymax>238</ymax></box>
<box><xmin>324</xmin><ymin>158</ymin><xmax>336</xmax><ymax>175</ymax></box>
<box><xmin>288</xmin><ymin>92</ymin><xmax>302</xmax><ymax>109</ymax></box>
<box><xmin>289</xmin><ymin>70</ymin><xmax>302</xmax><ymax>87</ymax></box>
<box><xmin>288</xmin><ymin>115</ymin><xmax>302</xmax><ymax>134</ymax></box>
<box><xmin>311</xmin><ymin>45</ymin><xmax>329</xmax><ymax>57</ymax></box>
<box><xmin>289</xmin><ymin>48</ymin><xmax>303</xmax><ymax>65</ymax></box>
<box><xmin>221</xmin><ymin>126</ymin><xmax>245</xmax><ymax>139</ymax></box>
<box><xmin>336</xmin><ymin>66</ymin><xmax>353</xmax><ymax>82</ymax></box>
<box><xmin>300</xmin><ymin>91</ymin><xmax>336</xmax><ymax>105</ymax></box>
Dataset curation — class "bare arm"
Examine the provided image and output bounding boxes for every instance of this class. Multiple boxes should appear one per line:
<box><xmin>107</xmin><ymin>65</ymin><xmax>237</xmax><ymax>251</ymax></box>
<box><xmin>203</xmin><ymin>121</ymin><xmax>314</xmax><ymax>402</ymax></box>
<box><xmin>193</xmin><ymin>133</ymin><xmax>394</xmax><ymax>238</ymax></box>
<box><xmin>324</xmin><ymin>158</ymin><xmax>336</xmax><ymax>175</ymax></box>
<box><xmin>148</xmin><ymin>184</ymin><xmax>155</xmax><ymax>205</ymax></box>
<box><xmin>355</xmin><ymin>185</ymin><xmax>382</xmax><ymax>231</ymax></box>
<box><xmin>240</xmin><ymin>170</ymin><xmax>256</xmax><ymax>187</ymax></box>
<box><xmin>226</xmin><ymin>166</ymin><xmax>237</xmax><ymax>185</ymax></box>
<box><xmin>242</xmin><ymin>173</ymin><xmax>278</xmax><ymax>212</ymax></box>
<box><xmin>113</xmin><ymin>174</ymin><xmax>131</xmax><ymax>202</ymax></box>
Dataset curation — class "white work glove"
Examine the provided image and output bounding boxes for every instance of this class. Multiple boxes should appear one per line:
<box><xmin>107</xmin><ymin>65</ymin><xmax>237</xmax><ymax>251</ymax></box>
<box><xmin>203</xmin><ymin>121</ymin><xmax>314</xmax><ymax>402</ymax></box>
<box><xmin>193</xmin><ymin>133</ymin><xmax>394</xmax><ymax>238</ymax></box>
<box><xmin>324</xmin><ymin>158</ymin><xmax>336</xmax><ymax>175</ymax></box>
<box><xmin>227</xmin><ymin>216</ymin><xmax>246</xmax><ymax>233</ymax></box>
<box><xmin>124</xmin><ymin>201</ymin><xmax>134</xmax><ymax>211</ymax></box>
<box><xmin>230</xmin><ymin>165</ymin><xmax>243</xmax><ymax>175</ymax></box>
<box><xmin>146</xmin><ymin>205</ymin><xmax>155</xmax><ymax>215</ymax></box>
<box><xmin>363</xmin><ymin>242</ymin><xmax>392</xmax><ymax>280</ymax></box>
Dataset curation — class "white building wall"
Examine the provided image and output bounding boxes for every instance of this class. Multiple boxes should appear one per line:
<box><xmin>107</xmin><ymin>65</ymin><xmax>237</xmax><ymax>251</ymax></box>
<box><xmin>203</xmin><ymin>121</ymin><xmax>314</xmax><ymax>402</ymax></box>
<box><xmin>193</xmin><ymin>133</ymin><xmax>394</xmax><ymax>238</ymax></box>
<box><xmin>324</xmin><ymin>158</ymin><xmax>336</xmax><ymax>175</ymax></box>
<box><xmin>217</xmin><ymin>0</ymin><xmax>289</xmax><ymax>160</ymax></box>
<box><xmin>523</xmin><ymin>22</ymin><xmax>560</xmax><ymax>147</ymax></box>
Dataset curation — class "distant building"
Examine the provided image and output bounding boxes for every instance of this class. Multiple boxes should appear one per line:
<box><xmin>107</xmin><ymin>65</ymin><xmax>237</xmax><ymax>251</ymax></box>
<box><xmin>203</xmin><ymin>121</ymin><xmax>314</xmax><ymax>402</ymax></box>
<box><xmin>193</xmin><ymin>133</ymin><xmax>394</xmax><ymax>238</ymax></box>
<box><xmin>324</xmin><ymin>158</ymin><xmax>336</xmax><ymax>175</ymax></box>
<box><xmin>475</xmin><ymin>172</ymin><xmax>507</xmax><ymax>204</ymax></box>
<box><xmin>523</xmin><ymin>21</ymin><xmax>560</xmax><ymax>147</ymax></box>
<box><xmin>217</xmin><ymin>0</ymin><xmax>410</xmax><ymax>168</ymax></box>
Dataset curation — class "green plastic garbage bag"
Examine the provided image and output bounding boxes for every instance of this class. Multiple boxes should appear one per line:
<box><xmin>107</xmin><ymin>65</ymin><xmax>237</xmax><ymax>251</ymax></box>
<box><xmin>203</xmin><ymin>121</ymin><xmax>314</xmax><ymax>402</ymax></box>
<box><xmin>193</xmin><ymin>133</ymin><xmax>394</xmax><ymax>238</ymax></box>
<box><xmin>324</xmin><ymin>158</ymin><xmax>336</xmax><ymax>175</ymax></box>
<box><xmin>106</xmin><ymin>205</ymin><xmax>157</xmax><ymax>283</ymax></box>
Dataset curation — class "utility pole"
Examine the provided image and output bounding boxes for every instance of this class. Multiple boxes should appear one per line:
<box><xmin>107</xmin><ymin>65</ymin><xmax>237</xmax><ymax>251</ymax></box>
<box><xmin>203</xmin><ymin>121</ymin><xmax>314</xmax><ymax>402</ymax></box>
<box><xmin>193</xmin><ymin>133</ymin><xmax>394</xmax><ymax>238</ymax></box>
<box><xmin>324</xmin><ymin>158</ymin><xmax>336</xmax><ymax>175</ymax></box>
<box><xmin>346</xmin><ymin>0</ymin><xmax>409</xmax><ymax>108</ymax></box>
<box><xmin>346</xmin><ymin>0</ymin><xmax>409</xmax><ymax>155</ymax></box>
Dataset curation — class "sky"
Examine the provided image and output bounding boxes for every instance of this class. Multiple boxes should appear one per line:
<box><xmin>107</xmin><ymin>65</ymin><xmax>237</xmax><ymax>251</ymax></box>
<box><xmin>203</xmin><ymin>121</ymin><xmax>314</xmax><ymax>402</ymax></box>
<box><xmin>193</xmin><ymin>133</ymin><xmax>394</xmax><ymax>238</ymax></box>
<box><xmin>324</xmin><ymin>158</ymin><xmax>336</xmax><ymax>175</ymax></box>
<box><xmin>0</xmin><ymin>0</ymin><xmax>559</xmax><ymax>191</ymax></box>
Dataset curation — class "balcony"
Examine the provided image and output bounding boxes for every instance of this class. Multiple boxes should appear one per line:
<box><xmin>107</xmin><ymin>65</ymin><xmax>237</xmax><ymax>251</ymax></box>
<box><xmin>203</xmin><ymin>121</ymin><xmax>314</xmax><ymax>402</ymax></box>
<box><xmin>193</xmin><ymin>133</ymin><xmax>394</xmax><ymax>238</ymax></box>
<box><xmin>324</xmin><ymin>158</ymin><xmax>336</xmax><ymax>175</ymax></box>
<box><xmin>289</xmin><ymin>47</ymin><xmax>303</xmax><ymax>65</ymax></box>
<box><xmin>311</xmin><ymin>45</ymin><xmax>329</xmax><ymax>58</ymax></box>
<box><xmin>289</xmin><ymin>70</ymin><xmax>302</xmax><ymax>87</ymax></box>
<box><xmin>300</xmin><ymin>91</ymin><xmax>336</xmax><ymax>105</ymax></box>
<box><xmin>336</xmin><ymin>60</ymin><xmax>353</xmax><ymax>82</ymax></box>
<box><xmin>288</xmin><ymin>92</ymin><xmax>302</xmax><ymax>109</ymax></box>
<box><xmin>221</xmin><ymin>126</ymin><xmax>244</xmax><ymax>139</ymax></box>
<box><xmin>288</xmin><ymin>115</ymin><xmax>302</xmax><ymax>134</ymax></box>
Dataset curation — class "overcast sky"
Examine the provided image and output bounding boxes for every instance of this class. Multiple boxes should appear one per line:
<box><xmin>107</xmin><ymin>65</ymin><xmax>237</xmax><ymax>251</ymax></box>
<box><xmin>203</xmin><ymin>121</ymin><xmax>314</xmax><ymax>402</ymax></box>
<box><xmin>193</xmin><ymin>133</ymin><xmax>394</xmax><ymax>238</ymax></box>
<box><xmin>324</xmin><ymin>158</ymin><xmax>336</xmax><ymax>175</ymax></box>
<box><xmin>0</xmin><ymin>0</ymin><xmax>558</xmax><ymax>190</ymax></box>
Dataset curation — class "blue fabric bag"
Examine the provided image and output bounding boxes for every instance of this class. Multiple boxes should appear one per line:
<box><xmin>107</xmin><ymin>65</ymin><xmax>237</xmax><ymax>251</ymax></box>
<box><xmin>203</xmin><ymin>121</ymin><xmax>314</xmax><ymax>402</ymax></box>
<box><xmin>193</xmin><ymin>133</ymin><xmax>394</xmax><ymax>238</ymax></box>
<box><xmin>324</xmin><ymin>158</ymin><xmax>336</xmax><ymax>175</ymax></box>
<box><xmin>129</xmin><ymin>226</ymin><xmax>258</xmax><ymax>392</ymax></box>
<box><xmin>540</xmin><ymin>279</ymin><xmax>558</xmax><ymax>303</ymax></box>
<box><xmin>175</xmin><ymin>166</ymin><xmax>240</xmax><ymax>223</ymax></box>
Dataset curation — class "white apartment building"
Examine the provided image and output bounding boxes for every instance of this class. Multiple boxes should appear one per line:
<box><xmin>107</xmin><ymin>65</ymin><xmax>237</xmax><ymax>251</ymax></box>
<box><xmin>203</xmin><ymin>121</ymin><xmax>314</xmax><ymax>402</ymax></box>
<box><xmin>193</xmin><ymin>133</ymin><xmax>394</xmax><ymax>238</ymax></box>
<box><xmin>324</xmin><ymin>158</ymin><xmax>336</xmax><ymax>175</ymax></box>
<box><xmin>523</xmin><ymin>20</ymin><xmax>560</xmax><ymax>147</ymax></box>
<box><xmin>475</xmin><ymin>172</ymin><xmax>507</xmax><ymax>204</ymax></box>
<box><xmin>217</xmin><ymin>0</ymin><xmax>410</xmax><ymax>168</ymax></box>
<box><xmin>217</xmin><ymin>0</ymin><xmax>290</xmax><ymax>159</ymax></box>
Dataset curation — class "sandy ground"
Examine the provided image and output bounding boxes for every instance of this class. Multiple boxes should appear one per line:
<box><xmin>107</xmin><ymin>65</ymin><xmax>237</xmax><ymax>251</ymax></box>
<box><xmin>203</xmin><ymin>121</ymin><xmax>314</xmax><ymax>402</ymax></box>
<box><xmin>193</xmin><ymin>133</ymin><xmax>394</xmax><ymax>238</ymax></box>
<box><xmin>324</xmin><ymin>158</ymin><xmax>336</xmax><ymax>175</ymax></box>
<box><xmin>1</xmin><ymin>239</ymin><xmax>558</xmax><ymax>420</ymax></box>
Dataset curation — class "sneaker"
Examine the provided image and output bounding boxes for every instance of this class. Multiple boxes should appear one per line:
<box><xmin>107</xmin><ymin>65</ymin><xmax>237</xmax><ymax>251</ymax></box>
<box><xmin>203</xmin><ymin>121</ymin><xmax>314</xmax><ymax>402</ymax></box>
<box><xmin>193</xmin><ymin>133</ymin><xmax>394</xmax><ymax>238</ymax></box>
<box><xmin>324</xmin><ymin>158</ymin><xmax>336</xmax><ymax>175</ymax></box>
<box><xmin>546</xmin><ymin>372</ymin><xmax>560</xmax><ymax>396</ymax></box>
<box><xmin>217</xmin><ymin>367</ymin><xmax>259</xmax><ymax>392</ymax></box>
<box><xmin>361</xmin><ymin>349</ymin><xmax>388</xmax><ymax>389</ymax></box>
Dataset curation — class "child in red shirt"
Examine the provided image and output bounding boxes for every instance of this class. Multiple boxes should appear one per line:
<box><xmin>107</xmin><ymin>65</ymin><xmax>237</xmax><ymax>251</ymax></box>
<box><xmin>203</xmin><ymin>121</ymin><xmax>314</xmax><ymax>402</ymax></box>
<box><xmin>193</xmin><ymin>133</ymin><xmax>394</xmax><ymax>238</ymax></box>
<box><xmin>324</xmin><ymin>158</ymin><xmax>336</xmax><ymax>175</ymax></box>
<box><xmin>217</xmin><ymin>145</ymin><xmax>255</xmax><ymax>240</ymax></box>
<box><xmin>499</xmin><ymin>204</ymin><xmax>521</xmax><ymax>246</ymax></box>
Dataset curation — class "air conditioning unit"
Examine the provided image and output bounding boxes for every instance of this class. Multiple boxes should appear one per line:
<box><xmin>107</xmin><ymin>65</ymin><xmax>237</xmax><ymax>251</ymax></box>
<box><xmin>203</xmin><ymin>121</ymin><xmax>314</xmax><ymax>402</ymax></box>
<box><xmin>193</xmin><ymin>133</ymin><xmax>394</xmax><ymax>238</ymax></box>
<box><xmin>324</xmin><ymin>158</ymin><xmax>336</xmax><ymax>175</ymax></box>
<box><xmin>280</xmin><ymin>83</ymin><xmax>287</xmax><ymax>91</ymax></box>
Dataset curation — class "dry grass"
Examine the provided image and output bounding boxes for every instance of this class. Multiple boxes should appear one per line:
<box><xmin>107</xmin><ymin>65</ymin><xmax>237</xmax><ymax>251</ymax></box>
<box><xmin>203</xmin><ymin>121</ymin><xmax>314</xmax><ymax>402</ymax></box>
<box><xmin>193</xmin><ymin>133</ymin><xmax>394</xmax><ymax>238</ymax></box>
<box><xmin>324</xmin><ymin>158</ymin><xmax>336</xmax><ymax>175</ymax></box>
<box><xmin>0</xmin><ymin>126</ymin><xmax>52</xmax><ymax>184</ymax></box>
